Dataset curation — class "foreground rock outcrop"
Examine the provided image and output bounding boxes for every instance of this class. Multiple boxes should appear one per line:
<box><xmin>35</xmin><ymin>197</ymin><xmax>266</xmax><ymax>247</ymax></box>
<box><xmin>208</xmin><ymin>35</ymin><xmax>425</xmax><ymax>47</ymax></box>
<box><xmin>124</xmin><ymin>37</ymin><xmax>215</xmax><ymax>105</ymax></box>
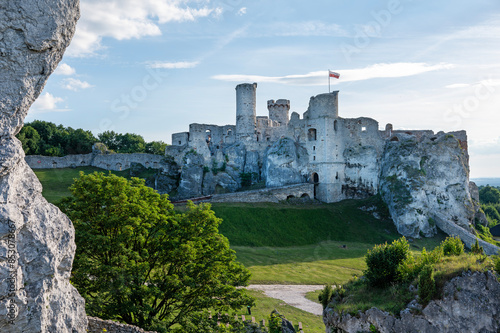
<box><xmin>0</xmin><ymin>1</ymin><xmax>87</xmax><ymax>332</ymax></box>
<box><xmin>324</xmin><ymin>270</ymin><xmax>500</xmax><ymax>333</ymax></box>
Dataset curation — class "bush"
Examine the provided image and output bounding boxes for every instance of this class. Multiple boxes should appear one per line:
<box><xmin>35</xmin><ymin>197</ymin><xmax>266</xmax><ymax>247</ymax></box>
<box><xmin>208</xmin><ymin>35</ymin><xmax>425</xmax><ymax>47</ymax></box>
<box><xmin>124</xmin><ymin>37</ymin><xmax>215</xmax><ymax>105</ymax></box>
<box><xmin>494</xmin><ymin>256</ymin><xmax>500</xmax><ymax>275</ymax></box>
<box><xmin>441</xmin><ymin>236</ymin><xmax>464</xmax><ymax>256</ymax></box>
<box><xmin>418</xmin><ymin>264</ymin><xmax>436</xmax><ymax>303</ymax></box>
<box><xmin>365</xmin><ymin>237</ymin><xmax>411</xmax><ymax>287</ymax></box>
<box><xmin>318</xmin><ymin>285</ymin><xmax>333</xmax><ymax>309</ymax></box>
<box><xmin>471</xmin><ymin>239</ymin><xmax>484</xmax><ymax>255</ymax></box>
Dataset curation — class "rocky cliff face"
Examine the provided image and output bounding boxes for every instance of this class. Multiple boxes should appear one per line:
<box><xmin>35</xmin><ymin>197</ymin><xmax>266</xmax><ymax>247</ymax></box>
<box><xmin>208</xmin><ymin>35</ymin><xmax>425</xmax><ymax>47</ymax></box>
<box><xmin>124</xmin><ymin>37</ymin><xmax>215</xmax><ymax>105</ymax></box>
<box><xmin>0</xmin><ymin>1</ymin><xmax>87</xmax><ymax>332</ymax></box>
<box><xmin>379</xmin><ymin>132</ymin><xmax>474</xmax><ymax>238</ymax></box>
<box><xmin>264</xmin><ymin>137</ymin><xmax>308</xmax><ymax>188</ymax></box>
<box><xmin>323</xmin><ymin>270</ymin><xmax>500</xmax><ymax>333</ymax></box>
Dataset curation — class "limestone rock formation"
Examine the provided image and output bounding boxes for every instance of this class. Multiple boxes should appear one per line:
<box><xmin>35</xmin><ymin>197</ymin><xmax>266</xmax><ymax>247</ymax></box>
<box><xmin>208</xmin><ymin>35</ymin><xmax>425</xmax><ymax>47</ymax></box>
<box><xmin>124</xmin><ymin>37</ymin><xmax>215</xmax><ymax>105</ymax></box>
<box><xmin>264</xmin><ymin>137</ymin><xmax>308</xmax><ymax>188</ymax></box>
<box><xmin>0</xmin><ymin>0</ymin><xmax>87</xmax><ymax>332</ymax></box>
<box><xmin>323</xmin><ymin>270</ymin><xmax>500</xmax><ymax>333</ymax></box>
<box><xmin>177</xmin><ymin>150</ymin><xmax>205</xmax><ymax>199</ymax></box>
<box><xmin>379</xmin><ymin>132</ymin><xmax>474</xmax><ymax>238</ymax></box>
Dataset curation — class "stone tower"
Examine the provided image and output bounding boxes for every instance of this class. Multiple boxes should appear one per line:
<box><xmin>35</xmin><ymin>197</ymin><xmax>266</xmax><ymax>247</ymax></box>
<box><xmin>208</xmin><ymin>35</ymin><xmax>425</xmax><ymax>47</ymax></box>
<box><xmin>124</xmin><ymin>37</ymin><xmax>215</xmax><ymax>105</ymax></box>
<box><xmin>236</xmin><ymin>83</ymin><xmax>257</xmax><ymax>141</ymax></box>
<box><xmin>267</xmin><ymin>99</ymin><xmax>290</xmax><ymax>126</ymax></box>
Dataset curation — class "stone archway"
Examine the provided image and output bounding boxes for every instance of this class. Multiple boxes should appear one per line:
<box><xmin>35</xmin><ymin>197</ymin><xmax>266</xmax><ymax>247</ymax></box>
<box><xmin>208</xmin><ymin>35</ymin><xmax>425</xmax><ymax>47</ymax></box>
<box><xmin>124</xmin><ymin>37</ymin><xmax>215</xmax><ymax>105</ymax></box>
<box><xmin>311</xmin><ymin>172</ymin><xmax>319</xmax><ymax>199</ymax></box>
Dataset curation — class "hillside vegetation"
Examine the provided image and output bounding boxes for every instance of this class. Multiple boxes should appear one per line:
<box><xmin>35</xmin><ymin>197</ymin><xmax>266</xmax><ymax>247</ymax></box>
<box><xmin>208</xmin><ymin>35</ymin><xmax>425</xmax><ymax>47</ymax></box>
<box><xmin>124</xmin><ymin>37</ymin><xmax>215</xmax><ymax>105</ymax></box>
<box><xmin>33</xmin><ymin>166</ymin><xmax>449</xmax><ymax>332</ymax></box>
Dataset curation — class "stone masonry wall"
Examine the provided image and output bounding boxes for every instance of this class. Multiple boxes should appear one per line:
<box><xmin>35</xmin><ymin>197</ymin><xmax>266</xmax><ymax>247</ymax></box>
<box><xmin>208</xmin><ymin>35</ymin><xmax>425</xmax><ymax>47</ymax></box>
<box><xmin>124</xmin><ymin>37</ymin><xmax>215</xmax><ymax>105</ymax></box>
<box><xmin>87</xmin><ymin>317</ymin><xmax>158</xmax><ymax>333</ymax></box>
<box><xmin>25</xmin><ymin>153</ymin><xmax>164</xmax><ymax>171</ymax></box>
<box><xmin>210</xmin><ymin>183</ymin><xmax>314</xmax><ymax>203</ymax></box>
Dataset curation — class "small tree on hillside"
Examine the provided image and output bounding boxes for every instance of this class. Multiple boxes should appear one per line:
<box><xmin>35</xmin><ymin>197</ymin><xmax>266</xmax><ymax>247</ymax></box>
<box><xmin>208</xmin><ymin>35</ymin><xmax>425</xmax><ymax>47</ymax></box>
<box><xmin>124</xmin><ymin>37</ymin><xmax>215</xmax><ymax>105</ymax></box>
<box><xmin>60</xmin><ymin>172</ymin><xmax>252</xmax><ymax>332</ymax></box>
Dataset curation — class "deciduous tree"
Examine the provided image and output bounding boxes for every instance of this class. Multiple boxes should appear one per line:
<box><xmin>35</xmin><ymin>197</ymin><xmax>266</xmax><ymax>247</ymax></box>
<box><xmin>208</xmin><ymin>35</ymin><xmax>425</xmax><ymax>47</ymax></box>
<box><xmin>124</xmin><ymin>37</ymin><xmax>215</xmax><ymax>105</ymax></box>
<box><xmin>60</xmin><ymin>172</ymin><xmax>252</xmax><ymax>332</ymax></box>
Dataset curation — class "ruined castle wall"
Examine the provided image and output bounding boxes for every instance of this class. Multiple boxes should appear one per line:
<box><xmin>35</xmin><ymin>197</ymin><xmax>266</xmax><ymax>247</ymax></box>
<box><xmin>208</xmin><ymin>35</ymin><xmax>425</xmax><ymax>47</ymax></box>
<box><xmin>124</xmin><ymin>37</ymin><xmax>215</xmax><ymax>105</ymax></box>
<box><xmin>210</xmin><ymin>183</ymin><xmax>314</xmax><ymax>203</ymax></box>
<box><xmin>341</xmin><ymin>117</ymin><xmax>384</xmax><ymax>200</ymax></box>
<box><xmin>172</xmin><ymin>132</ymin><xmax>189</xmax><ymax>146</ymax></box>
<box><xmin>25</xmin><ymin>153</ymin><xmax>165</xmax><ymax>171</ymax></box>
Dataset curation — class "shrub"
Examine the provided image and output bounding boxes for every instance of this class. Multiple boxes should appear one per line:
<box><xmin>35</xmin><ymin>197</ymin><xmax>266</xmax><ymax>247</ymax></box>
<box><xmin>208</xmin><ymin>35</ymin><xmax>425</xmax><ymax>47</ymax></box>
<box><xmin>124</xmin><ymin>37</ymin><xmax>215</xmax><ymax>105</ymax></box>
<box><xmin>365</xmin><ymin>237</ymin><xmax>412</xmax><ymax>287</ymax></box>
<box><xmin>471</xmin><ymin>239</ymin><xmax>484</xmax><ymax>255</ymax></box>
<box><xmin>318</xmin><ymin>285</ymin><xmax>333</xmax><ymax>309</ymax></box>
<box><xmin>441</xmin><ymin>236</ymin><xmax>464</xmax><ymax>256</ymax></box>
<box><xmin>494</xmin><ymin>256</ymin><xmax>500</xmax><ymax>275</ymax></box>
<box><xmin>418</xmin><ymin>264</ymin><xmax>436</xmax><ymax>303</ymax></box>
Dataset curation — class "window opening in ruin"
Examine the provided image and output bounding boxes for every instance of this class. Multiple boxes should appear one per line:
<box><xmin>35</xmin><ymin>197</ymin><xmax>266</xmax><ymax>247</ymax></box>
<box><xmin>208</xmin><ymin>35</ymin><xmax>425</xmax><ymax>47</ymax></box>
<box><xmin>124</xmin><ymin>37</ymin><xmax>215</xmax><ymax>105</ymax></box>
<box><xmin>334</xmin><ymin>120</ymin><xmax>338</xmax><ymax>131</ymax></box>
<box><xmin>116</xmin><ymin>163</ymin><xmax>122</xmax><ymax>171</ymax></box>
<box><xmin>336</xmin><ymin>172</ymin><xmax>339</xmax><ymax>180</ymax></box>
<box><xmin>361</xmin><ymin>126</ymin><xmax>366</xmax><ymax>132</ymax></box>
<box><xmin>227</xmin><ymin>129</ymin><xmax>232</xmax><ymax>136</ymax></box>
<box><xmin>390</xmin><ymin>136</ymin><xmax>399</xmax><ymax>142</ymax></box>
<box><xmin>206</xmin><ymin>130</ymin><xmax>211</xmax><ymax>143</ymax></box>
<box><xmin>266</xmin><ymin>137</ymin><xmax>270</xmax><ymax>141</ymax></box>
<box><xmin>313</xmin><ymin>156</ymin><xmax>316</xmax><ymax>161</ymax></box>
<box><xmin>313</xmin><ymin>146</ymin><xmax>315</xmax><ymax>151</ymax></box>
<box><xmin>308</xmin><ymin>128</ymin><xmax>317</xmax><ymax>141</ymax></box>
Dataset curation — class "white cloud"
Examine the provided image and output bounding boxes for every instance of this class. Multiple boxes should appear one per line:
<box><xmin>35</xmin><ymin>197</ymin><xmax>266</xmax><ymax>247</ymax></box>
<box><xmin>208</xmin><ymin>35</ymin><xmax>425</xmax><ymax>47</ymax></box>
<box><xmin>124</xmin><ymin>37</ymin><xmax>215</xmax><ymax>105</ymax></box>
<box><xmin>61</xmin><ymin>78</ymin><xmax>94</xmax><ymax>91</ymax></box>
<box><xmin>445</xmin><ymin>83</ymin><xmax>471</xmax><ymax>89</ymax></box>
<box><xmin>148</xmin><ymin>61</ymin><xmax>200</xmax><ymax>69</ymax></box>
<box><xmin>264</xmin><ymin>21</ymin><xmax>349</xmax><ymax>37</ymax></box>
<box><xmin>31</xmin><ymin>93</ymin><xmax>66</xmax><ymax>113</ymax></box>
<box><xmin>54</xmin><ymin>63</ymin><xmax>76</xmax><ymax>76</ymax></box>
<box><xmin>67</xmin><ymin>0</ymin><xmax>219</xmax><ymax>57</ymax></box>
<box><xmin>213</xmin><ymin>62</ymin><xmax>455</xmax><ymax>86</ymax></box>
<box><xmin>237</xmin><ymin>7</ymin><xmax>246</xmax><ymax>16</ymax></box>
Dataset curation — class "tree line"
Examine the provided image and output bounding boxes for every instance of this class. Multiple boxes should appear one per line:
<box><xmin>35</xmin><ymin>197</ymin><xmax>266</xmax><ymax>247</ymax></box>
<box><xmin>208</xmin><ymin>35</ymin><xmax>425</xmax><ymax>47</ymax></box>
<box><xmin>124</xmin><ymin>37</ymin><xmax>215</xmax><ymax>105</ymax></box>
<box><xmin>479</xmin><ymin>185</ymin><xmax>500</xmax><ymax>227</ymax></box>
<box><xmin>16</xmin><ymin>120</ymin><xmax>167</xmax><ymax>156</ymax></box>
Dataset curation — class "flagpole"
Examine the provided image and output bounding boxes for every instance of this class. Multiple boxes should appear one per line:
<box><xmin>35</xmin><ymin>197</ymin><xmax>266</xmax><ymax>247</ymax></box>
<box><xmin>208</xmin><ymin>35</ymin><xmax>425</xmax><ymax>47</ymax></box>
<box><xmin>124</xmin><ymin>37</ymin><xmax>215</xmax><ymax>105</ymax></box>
<box><xmin>328</xmin><ymin>69</ymin><xmax>331</xmax><ymax>93</ymax></box>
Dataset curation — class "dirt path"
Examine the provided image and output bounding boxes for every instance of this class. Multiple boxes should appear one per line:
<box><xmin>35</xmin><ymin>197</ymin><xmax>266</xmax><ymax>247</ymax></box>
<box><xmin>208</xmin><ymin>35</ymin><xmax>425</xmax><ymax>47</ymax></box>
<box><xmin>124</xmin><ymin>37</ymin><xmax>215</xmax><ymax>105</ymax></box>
<box><xmin>247</xmin><ymin>285</ymin><xmax>324</xmax><ymax>316</ymax></box>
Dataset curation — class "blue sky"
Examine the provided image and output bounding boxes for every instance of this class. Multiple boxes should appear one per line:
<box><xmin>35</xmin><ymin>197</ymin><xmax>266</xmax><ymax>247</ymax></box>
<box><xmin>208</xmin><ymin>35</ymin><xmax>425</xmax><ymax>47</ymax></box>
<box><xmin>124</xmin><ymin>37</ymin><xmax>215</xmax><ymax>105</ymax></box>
<box><xmin>28</xmin><ymin>0</ymin><xmax>500</xmax><ymax>178</ymax></box>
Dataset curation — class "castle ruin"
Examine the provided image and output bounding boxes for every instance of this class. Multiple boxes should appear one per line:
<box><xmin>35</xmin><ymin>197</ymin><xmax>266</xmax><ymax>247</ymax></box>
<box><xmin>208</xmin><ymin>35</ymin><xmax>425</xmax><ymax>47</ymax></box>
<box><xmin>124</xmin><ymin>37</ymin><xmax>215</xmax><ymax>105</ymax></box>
<box><xmin>166</xmin><ymin>83</ymin><xmax>467</xmax><ymax>203</ymax></box>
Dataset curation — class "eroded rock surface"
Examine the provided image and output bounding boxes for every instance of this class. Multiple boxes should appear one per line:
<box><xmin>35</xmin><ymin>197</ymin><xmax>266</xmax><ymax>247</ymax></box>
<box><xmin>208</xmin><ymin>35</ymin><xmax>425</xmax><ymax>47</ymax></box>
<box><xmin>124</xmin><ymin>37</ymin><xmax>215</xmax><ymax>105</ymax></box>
<box><xmin>0</xmin><ymin>1</ymin><xmax>86</xmax><ymax>332</ymax></box>
<box><xmin>324</xmin><ymin>271</ymin><xmax>500</xmax><ymax>333</ymax></box>
<box><xmin>379</xmin><ymin>132</ymin><xmax>473</xmax><ymax>238</ymax></box>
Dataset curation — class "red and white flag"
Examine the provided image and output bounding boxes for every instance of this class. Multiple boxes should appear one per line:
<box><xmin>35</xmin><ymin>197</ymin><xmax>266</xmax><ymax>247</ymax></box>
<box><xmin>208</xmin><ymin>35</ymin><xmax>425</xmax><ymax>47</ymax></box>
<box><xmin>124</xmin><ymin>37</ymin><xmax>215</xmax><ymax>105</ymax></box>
<box><xmin>329</xmin><ymin>71</ymin><xmax>340</xmax><ymax>79</ymax></box>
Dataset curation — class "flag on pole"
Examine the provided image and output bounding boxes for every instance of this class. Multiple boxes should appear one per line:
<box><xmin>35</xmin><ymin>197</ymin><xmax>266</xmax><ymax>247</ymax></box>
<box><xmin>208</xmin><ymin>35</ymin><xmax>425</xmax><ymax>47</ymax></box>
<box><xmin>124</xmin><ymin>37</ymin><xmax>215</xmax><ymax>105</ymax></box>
<box><xmin>329</xmin><ymin>71</ymin><xmax>340</xmax><ymax>79</ymax></box>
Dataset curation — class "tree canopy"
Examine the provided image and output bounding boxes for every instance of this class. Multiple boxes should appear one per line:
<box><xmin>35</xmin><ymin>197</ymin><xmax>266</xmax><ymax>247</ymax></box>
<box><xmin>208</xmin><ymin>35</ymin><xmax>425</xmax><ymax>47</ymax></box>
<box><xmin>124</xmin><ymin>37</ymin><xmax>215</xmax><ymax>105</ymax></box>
<box><xmin>60</xmin><ymin>172</ymin><xmax>252</xmax><ymax>332</ymax></box>
<box><xmin>17</xmin><ymin>121</ymin><xmax>168</xmax><ymax>156</ymax></box>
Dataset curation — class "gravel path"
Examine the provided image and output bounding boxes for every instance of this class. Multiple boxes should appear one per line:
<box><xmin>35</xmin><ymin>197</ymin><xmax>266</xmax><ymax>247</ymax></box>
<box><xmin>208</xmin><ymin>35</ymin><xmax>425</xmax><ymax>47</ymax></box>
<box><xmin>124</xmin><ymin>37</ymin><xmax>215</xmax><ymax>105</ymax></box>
<box><xmin>247</xmin><ymin>285</ymin><xmax>324</xmax><ymax>316</ymax></box>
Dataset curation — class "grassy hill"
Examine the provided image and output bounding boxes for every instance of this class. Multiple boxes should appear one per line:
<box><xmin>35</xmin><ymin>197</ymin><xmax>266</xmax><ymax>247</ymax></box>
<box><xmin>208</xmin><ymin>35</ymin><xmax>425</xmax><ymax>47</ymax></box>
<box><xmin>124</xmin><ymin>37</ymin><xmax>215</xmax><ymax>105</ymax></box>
<box><xmin>32</xmin><ymin>166</ymin><xmax>446</xmax><ymax>332</ymax></box>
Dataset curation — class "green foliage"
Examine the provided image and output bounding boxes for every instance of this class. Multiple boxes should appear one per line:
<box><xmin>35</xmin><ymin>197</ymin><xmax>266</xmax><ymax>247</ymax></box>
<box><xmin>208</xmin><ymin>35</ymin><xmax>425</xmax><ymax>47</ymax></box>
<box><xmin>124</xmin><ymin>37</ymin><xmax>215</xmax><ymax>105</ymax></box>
<box><xmin>239</xmin><ymin>172</ymin><xmax>257</xmax><ymax>188</ymax></box>
<box><xmin>267</xmin><ymin>311</ymin><xmax>282</xmax><ymax>333</ymax></box>
<box><xmin>364</xmin><ymin>237</ymin><xmax>411</xmax><ymax>287</ymax></box>
<box><xmin>479</xmin><ymin>185</ymin><xmax>500</xmax><ymax>205</ymax></box>
<box><xmin>418</xmin><ymin>264</ymin><xmax>436</xmax><ymax>303</ymax></box>
<box><xmin>180</xmin><ymin>312</ymin><xmax>268</xmax><ymax>333</ymax></box>
<box><xmin>17</xmin><ymin>125</ymin><xmax>41</xmax><ymax>154</ymax></box>
<box><xmin>213</xmin><ymin>196</ymin><xmax>399</xmax><ymax>247</ymax></box>
<box><xmin>494</xmin><ymin>256</ymin><xmax>500</xmax><ymax>275</ymax></box>
<box><xmin>60</xmin><ymin>172</ymin><xmax>252</xmax><ymax>332</ymax></box>
<box><xmin>441</xmin><ymin>236</ymin><xmax>464</xmax><ymax>256</ymax></box>
<box><xmin>471</xmin><ymin>239</ymin><xmax>484</xmax><ymax>255</ymax></box>
<box><xmin>212</xmin><ymin>160</ymin><xmax>227</xmax><ymax>175</ymax></box>
<box><xmin>318</xmin><ymin>285</ymin><xmax>333</xmax><ymax>309</ymax></box>
<box><xmin>473</xmin><ymin>223</ymin><xmax>500</xmax><ymax>247</ymax></box>
<box><xmin>145</xmin><ymin>140</ymin><xmax>168</xmax><ymax>155</ymax></box>
<box><xmin>369</xmin><ymin>323</ymin><xmax>379</xmax><ymax>333</ymax></box>
<box><xmin>17</xmin><ymin>120</ymin><xmax>98</xmax><ymax>156</ymax></box>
